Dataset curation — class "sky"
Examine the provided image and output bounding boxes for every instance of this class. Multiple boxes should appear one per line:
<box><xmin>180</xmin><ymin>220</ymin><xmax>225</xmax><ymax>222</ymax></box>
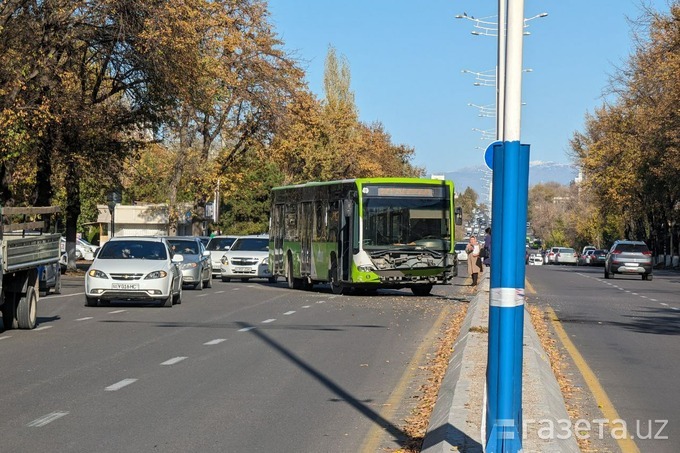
<box><xmin>265</xmin><ymin>0</ymin><xmax>672</xmax><ymax>175</ymax></box>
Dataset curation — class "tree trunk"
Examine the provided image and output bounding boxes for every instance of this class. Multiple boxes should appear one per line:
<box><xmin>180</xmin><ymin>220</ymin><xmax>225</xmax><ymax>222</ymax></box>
<box><xmin>65</xmin><ymin>158</ymin><xmax>81</xmax><ymax>270</ymax></box>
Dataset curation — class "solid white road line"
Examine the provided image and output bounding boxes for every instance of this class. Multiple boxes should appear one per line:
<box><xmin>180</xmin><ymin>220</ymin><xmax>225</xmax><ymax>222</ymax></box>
<box><xmin>105</xmin><ymin>379</ymin><xmax>138</xmax><ymax>391</ymax></box>
<box><xmin>75</xmin><ymin>317</ymin><xmax>93</xmax><ymax>321</ymax></box>
<box><xmin>262</xmin><ymin>319</ymin><xmax>276</xmax><ymax>323</ymax></box>
<box><xmin>34</xmin><ymin>326</ymin><xmax>52</xmax><ymax>331</ymax></box>
<box><xmin>204</xmin><ymin>339</ymin><xmax>227</xmax><ymax>345</ymax></box>
<box><xmin>28</xmin><ymin>411</ymin><xmax>69</xmax><ymax>427</ymax></box>
<box><xmin>161</xmin><ymin>357</ymin><xmax>188</xmax><ymax>366</ymax></box>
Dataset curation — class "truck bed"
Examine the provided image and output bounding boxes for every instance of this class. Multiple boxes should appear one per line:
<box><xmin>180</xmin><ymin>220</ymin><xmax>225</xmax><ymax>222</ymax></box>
<box><xmin>1</xmin><ymin>234</ymin><xmax>62</xmax><ymax>273</ymax></box>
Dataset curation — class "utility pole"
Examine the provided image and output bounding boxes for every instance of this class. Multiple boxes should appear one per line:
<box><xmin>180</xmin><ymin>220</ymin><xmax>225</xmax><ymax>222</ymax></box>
<box><xmin>485</xmin><ymin>0</ymin><xmax>530</xmax><ymax>451</ymax></box>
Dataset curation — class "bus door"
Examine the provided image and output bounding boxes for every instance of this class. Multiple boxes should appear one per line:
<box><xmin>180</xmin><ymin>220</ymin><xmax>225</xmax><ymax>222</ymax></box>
<box><xmin>272</xmin><ymin>204</ymin><xmax>285</xmax><ymax>274</ymax></box>
<box><xmin>300</xmin><ymin>202</ymin><xmax>312</xmax><ymax>275</ymax></box>
<box><xmin>338</xmin><ymin>198</ymin><xmax>353</xmax><ymax>282</ymax></box>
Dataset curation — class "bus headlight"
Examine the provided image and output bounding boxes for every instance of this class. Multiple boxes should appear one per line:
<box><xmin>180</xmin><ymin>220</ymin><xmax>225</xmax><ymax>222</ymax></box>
<box><xmin>358</xmin><ymin>264</ymin><xmax>376</xmax><ymax>272</ymax></box>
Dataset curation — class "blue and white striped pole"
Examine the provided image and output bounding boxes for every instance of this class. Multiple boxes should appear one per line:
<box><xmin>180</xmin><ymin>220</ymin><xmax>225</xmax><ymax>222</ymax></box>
<box><xmin>485</xmin><ymin>0</ymin><xmax>529</xmax><ymax>451</ymax></box>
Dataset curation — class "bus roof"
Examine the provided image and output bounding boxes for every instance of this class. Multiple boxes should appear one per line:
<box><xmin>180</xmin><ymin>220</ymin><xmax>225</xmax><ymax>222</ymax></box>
<box><xmin>272</xmin><ymin>177</ymin><xmax>453</xmax><ymax>191</ymax></box>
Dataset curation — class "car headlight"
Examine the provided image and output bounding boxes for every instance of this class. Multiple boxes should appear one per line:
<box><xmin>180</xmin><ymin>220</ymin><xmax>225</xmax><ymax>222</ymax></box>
<box><xmin>145</xmin><ymin>270</ymin><xmax>168</xmax><ymax>279</ymax></box>
<box><xmin>221</xmin><ymin>256</ymin><xmax>229</xmax><ymax>265</ymax></box>
<box><xmin>263</xmin><ymin>257</ymin><xmax>269</xmax><ymax>265</ymax></box>
<box><xmin>182</xmin><ymin>262</ymin><xmax>198</xmax><ymax>269</ymax></box>
<box><xmin>88</xmin><ymin>269</ymin><xmax>109</xmax><ymax>279</ymax></box>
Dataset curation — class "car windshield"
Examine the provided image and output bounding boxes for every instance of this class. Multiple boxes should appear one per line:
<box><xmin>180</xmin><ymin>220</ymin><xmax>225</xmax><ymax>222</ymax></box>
<box><xmin>231</xmin><ymin>238</ymin><xmax>269</xmax><ymax>252</ymax></box>
<box><xmin>559</xmin><ymin>248</ymin><xmax>575</xmax><ymax>253</ymax></box>
<box><xmin>166</xmin><ymin>240</ymin><xmax>199</xmax><ymax>256</ymax></box>
<box><xmin>593</xmin><ymin>250</ymin><xmax>606</xmax><ymax>256</ymax></box>
<box><xmin>616</xmin><ymin>243</ymin><xmax>649</xmax><ymax>253</ymax></box>
<box><xmin>98</xmin><ymin>241</ymin><xmax>167</xmax><ymax>260</ymax></box>
<box><xmin>207</xmin><ymin>237</ymin><xmax>236</xmax><ymax>251</ymax></box>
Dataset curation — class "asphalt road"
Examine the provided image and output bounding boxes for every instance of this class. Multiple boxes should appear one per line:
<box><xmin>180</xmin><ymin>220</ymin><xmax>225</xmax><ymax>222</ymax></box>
<box><xmin>0</xmin><ymin>273</ymin><xmax>469</xmax><ymax>452</ymax></box>
<box><xmin>526</xmin><ymin>263</ymin><xmax>680</xmax><ymax>453</ymax></box>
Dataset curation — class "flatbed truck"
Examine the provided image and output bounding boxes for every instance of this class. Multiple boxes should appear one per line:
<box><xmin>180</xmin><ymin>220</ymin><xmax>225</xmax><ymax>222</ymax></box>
<box><xmin>1</xmin><ymin>206</ymin><xmax>61</xmax><ymax>330</ymax></box>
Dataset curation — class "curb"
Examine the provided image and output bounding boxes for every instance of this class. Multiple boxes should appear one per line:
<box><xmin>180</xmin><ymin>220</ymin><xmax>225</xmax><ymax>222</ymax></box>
<box><xmin>422</xmin><ymin>277</ymin><xmax>579</xmax><ymax>452</ymax></box>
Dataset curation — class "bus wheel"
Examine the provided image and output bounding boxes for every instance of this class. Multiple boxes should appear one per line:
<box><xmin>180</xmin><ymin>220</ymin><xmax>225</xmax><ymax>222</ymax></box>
<box><xmin>411</xmin><ymin>285</ymin><xmax>433</xmax><ymax>296</ymax></box>
<box><xmin>330</xmin><ymin>260</ymin><xmax>344</xmax><ymax>295</ymax></box>
<box><xmin>287</xmin><ymin>256</ymin><xmax>295</xmax><ymax>289</ymax></box>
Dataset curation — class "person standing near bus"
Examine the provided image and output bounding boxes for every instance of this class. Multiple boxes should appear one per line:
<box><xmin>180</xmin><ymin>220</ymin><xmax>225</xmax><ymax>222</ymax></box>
<box><xmin>466</xmin><ymin>236</ymin><xmax>483</xmax><ymax>286</ymax></box>
<box><xmin>483</xmin><ymin>227</ymin><xmax>491</xmax><ymax>267</ymax></box>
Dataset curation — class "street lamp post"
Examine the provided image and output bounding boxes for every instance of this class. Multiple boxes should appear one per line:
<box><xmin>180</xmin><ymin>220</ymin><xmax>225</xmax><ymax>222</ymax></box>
<box><xmin>107</xmin><ymin>190</ymin><xmax>121</xmax><ymax>239</ymax></box>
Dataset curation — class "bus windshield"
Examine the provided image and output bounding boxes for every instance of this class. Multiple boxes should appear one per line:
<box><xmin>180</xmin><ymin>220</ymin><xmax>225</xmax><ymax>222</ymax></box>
<box><xmin>362</xmin><ymin>197</ymin><xmax>450</xmax><ymax>252</ymax></box>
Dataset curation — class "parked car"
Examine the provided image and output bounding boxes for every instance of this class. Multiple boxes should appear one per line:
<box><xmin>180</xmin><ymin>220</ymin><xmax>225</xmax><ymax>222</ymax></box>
<box><xmin>589</xmin><ymin>249</ymin><xmax>607</xmax><ymax>266</ymax></box>
<box><xmin>581</xmin><ymin>245</ymin><xmax>596</xmax><ymax>257</ymax></box>
<box><xmin>528</xmin><ymin>253</ymin><xmax>543</xmax><ymax>266</ymax></box>
<box><xmin>220</xmin><ymin>235</ymin><xmax>275</xmax><ymax>283</ymax></box>
<box><xmin>162</xmin><ymin>236</ymin><xmax>212</xmax><ymax>290</ymax></box>
<box><xmin>578</xmin><ymin>249</ymin><xmax>595</xmax><ymax>266</ymax></box>
<box><xmin>546</xmin><ymin>247</ymin><xmax>560</xmax><ymax>264</ymax></box>
<box><xmin>206</xmin><ymin>235</ymin><xmax>240</xmax><ymax>278</ymax></box>
<box><xmin>554</xmin><ymin>247</ymin><xmax>578</xmax><ymax>265</ymax></box>
<box><xmin>60</xmin><ymin>236</ymin><xmax>98</xmax><ymax>261</ymax></box>
<box><xmin>454</xmin><ymin>241</ymin><xmax>468</xmax><ymax>261</ymax></box>
<box><xmin>38</xmin><ymin>262</ymin><xmax>62</xmax><ymax>296</ymax></box>
<box><xmin>84</xmin><ymin>237</ymin><xmax>184</xmax><ymax>307</ymax></box>
<box><xmin>604</xmin><ymin>240</ymin><xmax>653</xmax><ymax>280</ymax></box>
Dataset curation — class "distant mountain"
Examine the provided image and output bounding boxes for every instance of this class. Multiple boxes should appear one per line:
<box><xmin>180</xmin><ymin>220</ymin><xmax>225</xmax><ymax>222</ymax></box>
<box><xmin>436</xmin><ymin>161</ymin><xmax>579</xmax><ymax>200</ymax></box>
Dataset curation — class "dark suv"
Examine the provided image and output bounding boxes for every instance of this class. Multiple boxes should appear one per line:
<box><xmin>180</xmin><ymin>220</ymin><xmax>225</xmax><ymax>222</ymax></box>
<box><xmin>604</xmin><ymin>240</ymin><xmax>653</xmax><ymax>280</ymax></box>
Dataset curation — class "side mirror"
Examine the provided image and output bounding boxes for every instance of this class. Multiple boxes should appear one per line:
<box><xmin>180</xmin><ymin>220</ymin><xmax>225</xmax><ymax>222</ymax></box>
<box><xmin>172</xmin><ymin>254</ymin><xmax>184</xmax><ymax>263</ymax></box>
<box><xmin>203</xmin><ymin>250</ymin><xmax>210</xmax><ymax>257</ymax></box>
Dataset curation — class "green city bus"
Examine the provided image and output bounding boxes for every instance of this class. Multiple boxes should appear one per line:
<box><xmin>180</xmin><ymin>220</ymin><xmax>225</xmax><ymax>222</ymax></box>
<box><xmin>269</xmin><ymin>178</ymin><xmax>462</xmax><ymax>295</ymax></box>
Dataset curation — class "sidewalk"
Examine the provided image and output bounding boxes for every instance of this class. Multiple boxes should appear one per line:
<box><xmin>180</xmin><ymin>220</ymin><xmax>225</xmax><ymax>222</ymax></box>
<box><xmin>422</xmin><ymin>275</ymin><xmax>580</xmax><ymax>453</ymax></box>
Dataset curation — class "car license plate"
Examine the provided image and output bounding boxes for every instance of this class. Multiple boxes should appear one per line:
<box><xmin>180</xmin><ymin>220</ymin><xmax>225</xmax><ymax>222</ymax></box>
<box><xmin>112</xmin><ymin>283</ymin><xmax>139</xmax><ymax>290</ymax></box>
<box><xmin>234</xmin><ymin>267</ymin><xmax>250</xmax><ymax>273</ymax></box>
<box><xmin>625</xmin><ymin>263</ymin><xmax>639</xmax><ymax>267</ymax></box>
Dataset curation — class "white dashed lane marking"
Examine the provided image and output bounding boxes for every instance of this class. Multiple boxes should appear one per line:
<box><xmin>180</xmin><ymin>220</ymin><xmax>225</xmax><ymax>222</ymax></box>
<box><xmin>105</xmin><ymin>379</ymin><xmax>137</xmax><ymax>391</ymax></box>
<box><xmin>238</xmin><ymin>327</ymin><xmax>255</xmax><ymax>332</ymax></box>
<box><xmin>108</xmin><ymin>310</ymin><xmax>126</xmax><ymax>314</ymax></box>
<box><xmin>75</xmin><ymin>317</ymin><xmax>93</xmax><ymax>321</ymax></box>
<box><xmin>34</xmin><ymin>326</ymin><xmax>52</xmax><ymax>331</ymax></box>
<box><xmin>28</xmin><ymin>411</ymin><xmax>69</xmax><ymax>427</ymax></box>
<box><xmin>161</xmin><ymin>357</ymin><xmax>188</xmax><ymax>366</ymax></box>
<box><xmin>0</xmin><ymin>336</ymin><xmax>10</xmax><ymax>341</ymax></box>
<box><xmin>302</xmin><ymin>305</ymin><xmax>311</xmax><ymax>309</ymax></box>
<box><xmin>283</xmin><ymin>311</ymin><xmax>296</xmax><ymax>315</ymax></box>
<box><xmin>204</xmin><ymin>339</ymin><xmax>227</xmax><ymax>345</ymax></box>
<box><xmin>196</xmin><ymin>294</ymin><xmax>208</xmax><ymax>298</ymax></box>
<box><xmin>215</xmin><ymin>291</ymin><xmax>225</xmax><ymax>294</ymax></box>
<box><xmin>262</xmin><ymin>319</ymin><xmax>276</xmax><ymax>324</ymax></box>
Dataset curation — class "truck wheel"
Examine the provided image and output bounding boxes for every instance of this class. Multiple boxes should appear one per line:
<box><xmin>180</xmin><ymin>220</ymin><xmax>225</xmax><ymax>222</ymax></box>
<box><xmin>17</xmin><ymin>286</ymin><xmax>37</xmax><ymax>329</ymax></box>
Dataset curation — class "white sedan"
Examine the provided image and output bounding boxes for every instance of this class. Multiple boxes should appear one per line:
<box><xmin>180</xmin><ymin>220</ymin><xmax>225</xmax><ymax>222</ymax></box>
<box><xmin>85</xmin><ymin>237</ymin><xmax>184</xmax><ymax>307</ymax></box>
<box><xmin>220</xmin><ymin>235</ymin><xmax>275</xmax><ymax>283</ymax></box>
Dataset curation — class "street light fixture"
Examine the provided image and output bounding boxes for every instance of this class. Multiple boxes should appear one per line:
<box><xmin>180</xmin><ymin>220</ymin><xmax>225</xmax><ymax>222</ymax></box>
<box><xmin>455</xmin><ymin>11</ymin><xmax>548</xmax><ymax>37</ymax></box>
<box><xmin>468</xmin><ymin>103</ymin><xmax>496</xmax><ymax>118</ymax></box>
